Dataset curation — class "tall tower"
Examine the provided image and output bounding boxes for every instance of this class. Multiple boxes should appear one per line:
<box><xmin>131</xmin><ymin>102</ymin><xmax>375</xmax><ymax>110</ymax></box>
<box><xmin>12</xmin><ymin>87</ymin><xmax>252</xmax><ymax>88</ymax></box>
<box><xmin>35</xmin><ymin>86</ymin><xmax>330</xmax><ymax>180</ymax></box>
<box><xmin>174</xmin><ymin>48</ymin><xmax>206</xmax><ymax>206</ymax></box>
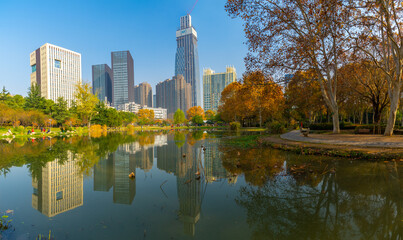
<box><xmin>111</xmin><ymin>51</ymin><xmax>134</xmax><ymax>108</ymax></box>
<box><xmin>175</xmin><ymin>15</ymin><xmax>201</xmax><ymax>107</ymax></box>
<box><xmin>30</xmin><ymin>43</ymin><xmax>82</xmax><ymax>106</ymax></box>
<box><xmin>134</xmin><ymin>82</ymin><xmax>152</xmax><ymax>107</ymax></box>
<box><xmin>92</xmin><ymin>64</ymin><xmax>113</xmax><ymax>104</ymax></box>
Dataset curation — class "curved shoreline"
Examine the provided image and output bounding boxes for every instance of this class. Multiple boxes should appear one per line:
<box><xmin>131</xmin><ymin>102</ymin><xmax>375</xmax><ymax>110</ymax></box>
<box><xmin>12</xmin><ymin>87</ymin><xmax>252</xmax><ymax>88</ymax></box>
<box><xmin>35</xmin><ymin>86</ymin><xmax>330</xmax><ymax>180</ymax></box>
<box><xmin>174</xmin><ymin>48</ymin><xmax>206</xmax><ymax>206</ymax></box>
<box><xmin>259</xmin><ymin>134</ymin><xmax>403</xmax><ymax>161</ymax></box>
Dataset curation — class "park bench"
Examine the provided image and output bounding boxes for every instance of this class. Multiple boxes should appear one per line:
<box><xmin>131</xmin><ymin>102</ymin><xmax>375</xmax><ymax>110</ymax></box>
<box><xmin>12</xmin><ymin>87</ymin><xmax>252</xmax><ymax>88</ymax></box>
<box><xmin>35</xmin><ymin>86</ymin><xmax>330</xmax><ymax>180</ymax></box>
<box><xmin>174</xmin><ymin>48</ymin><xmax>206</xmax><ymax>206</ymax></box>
<box><xmin>300</xmin><ymin>128</ymin><xmax>310</xmax><ymax>137</ymax></box>
<box><xmin>357</xmin><ymin>128</ymin><xmax>370</xmax><ymax>134</ymax></box>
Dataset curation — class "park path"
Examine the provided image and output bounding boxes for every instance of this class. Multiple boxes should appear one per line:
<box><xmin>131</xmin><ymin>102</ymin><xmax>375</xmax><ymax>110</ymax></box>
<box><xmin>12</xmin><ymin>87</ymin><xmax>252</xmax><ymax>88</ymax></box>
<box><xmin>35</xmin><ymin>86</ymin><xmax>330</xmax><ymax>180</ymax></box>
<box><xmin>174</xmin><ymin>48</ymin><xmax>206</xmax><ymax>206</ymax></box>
<box><xmin>280</xmin><ymin>130</ymin><xmax>403</xmax><ymax>148</ymax></box>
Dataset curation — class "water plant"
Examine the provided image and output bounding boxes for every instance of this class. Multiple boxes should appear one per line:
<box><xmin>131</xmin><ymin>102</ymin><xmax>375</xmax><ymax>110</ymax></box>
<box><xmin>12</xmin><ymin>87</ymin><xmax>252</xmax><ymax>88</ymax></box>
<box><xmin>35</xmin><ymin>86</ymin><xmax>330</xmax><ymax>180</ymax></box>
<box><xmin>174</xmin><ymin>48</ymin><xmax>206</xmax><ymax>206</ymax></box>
<box><xmin>0</xmin><ymin>213</ymin><xmax>12</xmax><ymax>231</ymax></box>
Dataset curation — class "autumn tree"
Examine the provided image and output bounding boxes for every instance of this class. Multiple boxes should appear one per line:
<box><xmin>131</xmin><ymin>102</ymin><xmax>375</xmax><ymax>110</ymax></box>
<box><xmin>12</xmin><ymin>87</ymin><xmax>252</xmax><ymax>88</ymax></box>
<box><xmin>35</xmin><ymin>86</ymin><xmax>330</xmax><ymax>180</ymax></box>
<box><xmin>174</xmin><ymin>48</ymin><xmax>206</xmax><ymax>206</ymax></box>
<box><xmin>137</xmin><ymin>109</ymin><xmax>154</xmax><ymax>125</ymax></box>
<box><xmin>285</xmin><ymin>70</ymin><xmax>326</xmax><ymax>123</ymax></box>
<box><xmin>74</xmin><ymin>83</ymin><xmax>99</xmax><ymax>127</ymax></box>
<box><xmin>350</xmin><ymin>0</ymin><xmax>403</xmax><ymax>135</ymax></box>
<box><xmin>338</xmin><ymin>60</ymin><xmax>389</xmax><ymax>126</ymax></box>
<box><xmin>219</xmin><ymin>71</ymin><xmax>284</xmax><ymax>126</ymax></box>
<box><xmin>186</xmin><ymin>106</ymin><xmax>205</xmax><ymax>121</ymax></box>
<box><xmin>226</xmin><ymin>0</ymin><xmax>352</xmax><ymax>133</ymax></box>
<box><xmin>205</xmin><ymin>110</ymin><xmax>216</xmax><ymax>121</ymax></box>
<box><xmin>242</xmin><ymin>71</ymin><xmax>284</xmax><ymax>127</ymax></box>
<box><xmin>219</xmin><ymin>82</ymin><xmax>242</xmax><ymax>122</ymax></box>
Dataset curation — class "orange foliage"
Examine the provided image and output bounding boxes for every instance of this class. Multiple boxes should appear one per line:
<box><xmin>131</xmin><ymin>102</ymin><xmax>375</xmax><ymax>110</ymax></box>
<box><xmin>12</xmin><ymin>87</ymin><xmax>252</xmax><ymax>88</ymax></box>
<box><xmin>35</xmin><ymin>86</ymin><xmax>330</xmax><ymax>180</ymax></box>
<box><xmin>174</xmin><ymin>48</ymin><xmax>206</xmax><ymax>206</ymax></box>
<box><xmin>186</xmin><ymin>106</ymin><xmax>204</xmax><ymax>120</ymax></box>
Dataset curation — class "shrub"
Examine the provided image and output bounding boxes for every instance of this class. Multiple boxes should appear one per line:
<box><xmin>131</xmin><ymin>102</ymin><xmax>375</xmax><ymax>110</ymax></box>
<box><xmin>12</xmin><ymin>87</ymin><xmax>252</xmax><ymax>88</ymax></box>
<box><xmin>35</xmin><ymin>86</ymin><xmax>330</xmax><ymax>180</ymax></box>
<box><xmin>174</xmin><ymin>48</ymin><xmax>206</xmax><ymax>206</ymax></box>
<box><xmin>90</xmin><ymin>124</ymin><xmax>102</xmax><ymax>132</ymax></box>
<box><xmin>308</xmin><ymin>123</ymin><xmax>333</xmax><ymax>130</ymax></box>
<box><xmin>13</xmin><ymin>126</ymin><xmax>25</xmax><ymax>134</ymax></box>
<box><xmin>230</xmin><ymin>121</ymin><xmax>241</xmax><ymax>131</ymax></box>
<box><xmin>126</xmin><ymin>124</ymin><xmax>135</xmax><ymax>132</ymax></box>
<box><xmin>266</xmin><ymin>121</ymin><xmax>286</xmax><ymax>134</ymax></box>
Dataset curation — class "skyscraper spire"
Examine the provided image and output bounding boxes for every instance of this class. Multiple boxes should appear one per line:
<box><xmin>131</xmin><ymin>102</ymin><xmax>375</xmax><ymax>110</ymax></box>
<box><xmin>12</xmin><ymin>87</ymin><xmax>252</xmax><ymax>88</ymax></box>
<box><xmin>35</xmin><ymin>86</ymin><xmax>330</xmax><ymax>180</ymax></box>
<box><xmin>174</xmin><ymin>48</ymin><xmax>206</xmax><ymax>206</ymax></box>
<box><xmin>175</xmin><ymin>15</ymin><xmax>201</xmax><ymax>107</ymax></box>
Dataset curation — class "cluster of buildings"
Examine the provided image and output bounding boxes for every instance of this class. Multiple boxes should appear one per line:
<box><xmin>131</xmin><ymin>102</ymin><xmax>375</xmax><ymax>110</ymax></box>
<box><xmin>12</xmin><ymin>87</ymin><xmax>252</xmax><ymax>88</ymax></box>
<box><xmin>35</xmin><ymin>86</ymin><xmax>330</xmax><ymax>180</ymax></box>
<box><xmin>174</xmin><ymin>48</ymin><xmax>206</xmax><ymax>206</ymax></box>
<box><xmin>29</xmin><ymin>14</ymin><xmax>237</xmax><ymax>120</ymax></box>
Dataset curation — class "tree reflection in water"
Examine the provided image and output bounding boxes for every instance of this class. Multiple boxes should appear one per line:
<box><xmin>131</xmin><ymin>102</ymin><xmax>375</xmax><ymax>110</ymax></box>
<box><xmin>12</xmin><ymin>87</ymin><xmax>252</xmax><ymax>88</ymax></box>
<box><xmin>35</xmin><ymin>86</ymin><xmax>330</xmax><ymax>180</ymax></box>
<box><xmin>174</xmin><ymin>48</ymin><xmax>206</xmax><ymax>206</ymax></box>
<box><xmin>221</xmin><ymin>147</ymin><xmax>403</xmax><ymax>240</ymax></box>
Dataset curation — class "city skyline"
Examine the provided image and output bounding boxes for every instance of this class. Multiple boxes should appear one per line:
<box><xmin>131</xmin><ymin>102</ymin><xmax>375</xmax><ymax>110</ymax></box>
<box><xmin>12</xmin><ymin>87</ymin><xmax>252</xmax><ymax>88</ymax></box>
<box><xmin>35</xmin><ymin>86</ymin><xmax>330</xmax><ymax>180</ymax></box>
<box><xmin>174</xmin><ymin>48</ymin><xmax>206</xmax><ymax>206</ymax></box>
<box><xmin>0</xmin><ymin>0</ymin><xmax>247</xmax><ymax>97</ymax></box>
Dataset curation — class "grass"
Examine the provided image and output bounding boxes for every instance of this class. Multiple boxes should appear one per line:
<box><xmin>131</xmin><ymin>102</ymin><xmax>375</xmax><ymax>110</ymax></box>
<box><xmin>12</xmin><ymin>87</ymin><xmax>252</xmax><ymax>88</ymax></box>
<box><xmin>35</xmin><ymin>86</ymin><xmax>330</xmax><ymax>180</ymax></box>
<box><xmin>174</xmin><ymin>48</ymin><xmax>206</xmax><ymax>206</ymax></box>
<box><xmin>223</xmin><ymin>134</ymin><xmax>264</xmax><ymax>148</ymax></box>
<box><xmin>0</xmin><ymin>126</ymin><xmax>89</xmax><ymax>139</ymax></box>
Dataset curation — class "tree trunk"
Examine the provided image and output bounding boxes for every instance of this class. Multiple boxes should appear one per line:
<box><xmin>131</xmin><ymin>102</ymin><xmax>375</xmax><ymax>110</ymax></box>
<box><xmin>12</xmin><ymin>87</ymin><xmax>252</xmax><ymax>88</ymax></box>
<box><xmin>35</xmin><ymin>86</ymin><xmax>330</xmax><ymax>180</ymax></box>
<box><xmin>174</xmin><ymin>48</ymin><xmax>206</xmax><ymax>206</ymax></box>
<box><xmin>259</xmin><ymin>107</ymin><xmax>262</xmax><ymax>128</ymax></box>
<box><xmin>384</xmin><ymin>86</ymin><xmax>400</xmax><ymax>136</ymax></box>
<box><xmin>332</xmin><ymin>110</ymin><xmax>340</xmax><ymax>133</ymax></box>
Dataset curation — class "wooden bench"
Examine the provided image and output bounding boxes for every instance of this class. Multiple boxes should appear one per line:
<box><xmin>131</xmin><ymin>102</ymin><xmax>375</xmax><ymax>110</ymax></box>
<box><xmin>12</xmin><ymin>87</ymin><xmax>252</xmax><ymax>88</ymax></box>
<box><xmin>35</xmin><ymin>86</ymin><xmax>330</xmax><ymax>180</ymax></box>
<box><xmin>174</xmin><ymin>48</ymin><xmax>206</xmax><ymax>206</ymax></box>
<box><xmin>357</xmin><ymin>128</ymin><xmax>370</xmax><ymax>134</ymax></box>
<box><xmin>300</xmin><ymin>128</ymin><xmax>310</xmax><ymax>137</ymax></box>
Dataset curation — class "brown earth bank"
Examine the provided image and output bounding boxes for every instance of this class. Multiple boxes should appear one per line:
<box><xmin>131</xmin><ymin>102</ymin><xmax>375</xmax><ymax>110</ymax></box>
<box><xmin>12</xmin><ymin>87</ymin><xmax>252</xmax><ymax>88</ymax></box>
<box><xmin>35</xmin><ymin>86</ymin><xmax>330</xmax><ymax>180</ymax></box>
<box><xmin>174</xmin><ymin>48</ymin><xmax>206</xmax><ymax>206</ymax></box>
<box><xmin>258</xmin><ymin>135</ymin><xmax>403</xmax><ymax>161</ymax></box>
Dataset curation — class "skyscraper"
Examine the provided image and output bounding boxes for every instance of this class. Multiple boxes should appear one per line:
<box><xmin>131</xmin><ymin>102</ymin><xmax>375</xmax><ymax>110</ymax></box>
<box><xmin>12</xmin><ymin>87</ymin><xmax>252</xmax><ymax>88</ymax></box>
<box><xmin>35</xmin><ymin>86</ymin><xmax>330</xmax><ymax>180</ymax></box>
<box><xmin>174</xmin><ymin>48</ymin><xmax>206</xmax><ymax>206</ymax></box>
<box><xmin>92</xmin><ymin>64</ymin><xmax>113</xmax><ymax>104</ymax></box>
<box><xmin>175</xmin><ymin>15</ymin><xmax>201</xmax><ymax>107</ymax></box>
<box><xmin>134</xmin><ymin>82</ymin><xmax>152</xmax><ymax>107</ymax></box>
<box><xmin>203</xmin><ymin>66</ymin><xmax>237</xmax><ymax>112</ymax></box>
<box><xmin>30</xmin><ymin>43</ymin><xmax>81</xmax><ymax>105</ymax></box>
<box><xmin>111</xmin><ymin>51</ymin><xmax>134</xmax><ymax>108</ymax></box>
<box><xmin>156</xmin><ymin>75</ymin><xmax>191</xmax><ymax>118</ymax></box>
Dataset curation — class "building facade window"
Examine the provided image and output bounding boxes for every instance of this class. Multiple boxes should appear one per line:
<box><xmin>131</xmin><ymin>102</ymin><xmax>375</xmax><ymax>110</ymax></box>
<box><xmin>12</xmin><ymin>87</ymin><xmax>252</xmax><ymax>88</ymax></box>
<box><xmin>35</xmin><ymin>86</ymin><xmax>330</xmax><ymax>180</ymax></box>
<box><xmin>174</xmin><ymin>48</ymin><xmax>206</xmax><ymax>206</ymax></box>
<box><xmin>31</xmin><ymin>64</ymin><xmax>36</xmax><ymax>73</ymax></box>
<box><xmin>55</xmin><ymin>59</ymin><xmax>61</xmax><ymax>69</ymax></box>
<box><xmin>56</xmin><ymin>191</ymin><xmax>63</xmax><ymax>200</ymax></box>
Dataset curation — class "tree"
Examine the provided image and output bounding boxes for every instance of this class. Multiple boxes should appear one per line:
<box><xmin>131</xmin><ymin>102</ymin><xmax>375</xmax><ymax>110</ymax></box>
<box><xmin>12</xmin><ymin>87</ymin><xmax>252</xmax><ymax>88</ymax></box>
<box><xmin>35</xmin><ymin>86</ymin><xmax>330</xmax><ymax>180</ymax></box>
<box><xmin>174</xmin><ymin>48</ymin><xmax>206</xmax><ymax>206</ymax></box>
<box><xmin>53</xmin><ymin>97</ymin><xmax>70</xmax><ymax>126</ymax></box>
<box><xmin>74</xmin><ymin>83</ymin><xmax>99</xmax><ymax>127</ymax></box>
<box><xmin>219</xmin><ymin>82</ymin><xmax>242</xmax><ymax>122</ymax></box>
<box><xmin>350</xmin><ymin>0</ymin><xmax>403</xmax><ymax>135</ymax></box>
<box><xmin>5</xmin><ymin>95</ymin><xmax>25</xmax><ymax>109</ymax></box>
<box><xmin>174</xmin><ymin>109</ymin><xmax>186</xmax><ymax>124</ymax></box>
<box><xmin>285</xmin><ymin>70</ymin><xmax>326</xmax><ymax>123</ymax></box>
<box><xmin>24</xmin><ymin>84</ymin><xmax>46</xmax><ymax>111</ymax></box>
<box><xmin>226</xmin><ymin>0</ymin><xmax>352</xmax><ymax>133</ymax></box>
<box><xmin>338</xmin><ymin>60</ymin><xmax>389</xmax><ymax>126</ymax></box>
<box><xmin>241</xmin><ymin>71</ymin><xmax>284</xmax><ymax>127</ymax></box>
<box><xmin>192</xmin><ymin>115</ymin><xmax>204</xmax><ymax>125</ymax></box>
<box><xmin>205</xmin><ymin>110</ymin><xmax>216</xmax><ymax>122</ymax></box>
<box><xmin>0</xmin><ymin>86</ymin><xmax>10</xmax><ymax>102</ymax></box>
<box><xmin>137</xmin><ymin>109</ymin><xmax>154</xmax><ymax>126</ymax></box>
<box><xmin>186</xmin><ymin>106</ymin><xmax>204</xmax><ymax>120</ymax></box>
<box><xmin>219</xmin><ymin>71</ymin><xmax>284</xmax><ymax>127</ymax></box>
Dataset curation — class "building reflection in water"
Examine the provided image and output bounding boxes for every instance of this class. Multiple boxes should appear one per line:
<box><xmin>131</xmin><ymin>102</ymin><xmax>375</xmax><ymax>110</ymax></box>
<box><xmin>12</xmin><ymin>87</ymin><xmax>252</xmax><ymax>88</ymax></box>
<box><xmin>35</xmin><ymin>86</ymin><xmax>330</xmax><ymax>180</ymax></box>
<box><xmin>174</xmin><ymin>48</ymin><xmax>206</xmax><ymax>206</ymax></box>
<box><xmin>93</xmin><ymin>135</ymin><xmax>168</xmax><ymax>205</ymax></box>
<box><xmin>32</xmin><ymin>151</ymin><xmax>83</xmax><ymax>217</ymax></box>
<box><xmin>204</xmin><ymin>142</ymin><xmax>237</xmax><ymax>184</ymax></box>
<box><xmin>92</xmin><ymin>133</ymin><xmax>233</xmax><ymax>235</ymax></box>
<box><xmin>156</xmin><ymin>134</ymin><xmax>234</xmax><ymax>236</ymax></box>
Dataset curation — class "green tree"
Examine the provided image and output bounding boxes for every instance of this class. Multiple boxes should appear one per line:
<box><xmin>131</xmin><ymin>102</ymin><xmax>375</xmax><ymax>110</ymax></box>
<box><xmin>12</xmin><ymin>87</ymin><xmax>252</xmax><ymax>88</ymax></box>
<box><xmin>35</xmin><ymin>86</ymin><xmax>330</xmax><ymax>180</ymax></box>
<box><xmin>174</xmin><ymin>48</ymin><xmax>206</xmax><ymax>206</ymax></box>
<box><xmin>174</xmin><ymin>109</ymin><xmax>186</xmax><ymax>124</ymax></box>
<box><xmin>0</xmin><ymin>87</ymin><xmax>10</xmax><ymax>102</ymax></box>
<box><xmin>5</xmin><ymin>95</ymin><xmax>25</xmax><ymax>109</ymax></box>
<box><xmin>74</xmin><ymin>83</ymin><xmax>99</xmax><ymax>127</ymax></box>
<box><xmin>53</xmin><ymin>97</ymin><xmax>70</xmax><ymax>126</ymax></box>
<box><xmin>24</xmin><ymin>84</ymin><xmax>46</xmax><ymax>111</ymax></box>
<box><xmin>192</xmin><ymin>115</ymin><xmax>204</xmax><ymax>125</ymax></box>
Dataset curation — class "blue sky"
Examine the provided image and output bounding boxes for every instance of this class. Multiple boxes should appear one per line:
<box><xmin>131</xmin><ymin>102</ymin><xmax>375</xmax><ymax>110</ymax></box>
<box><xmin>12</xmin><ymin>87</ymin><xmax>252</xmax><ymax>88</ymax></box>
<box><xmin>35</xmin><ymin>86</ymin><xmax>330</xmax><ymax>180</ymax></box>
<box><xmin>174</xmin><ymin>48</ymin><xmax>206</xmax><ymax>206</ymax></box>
<box><xmin>0</xmin><ymin>0</ymin><xmax>247</xmax><ymax>96</ymax></box>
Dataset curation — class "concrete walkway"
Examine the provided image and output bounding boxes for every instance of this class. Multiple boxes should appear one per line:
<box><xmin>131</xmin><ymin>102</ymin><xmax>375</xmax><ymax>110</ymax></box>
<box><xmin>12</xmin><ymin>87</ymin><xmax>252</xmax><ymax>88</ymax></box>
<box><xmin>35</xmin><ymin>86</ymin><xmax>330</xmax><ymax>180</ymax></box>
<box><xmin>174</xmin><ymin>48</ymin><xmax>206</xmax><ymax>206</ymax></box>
<box><xmin>280</xmin><ymin>130</ymin><xmax>403</xmax><ymax>148</ymax></box>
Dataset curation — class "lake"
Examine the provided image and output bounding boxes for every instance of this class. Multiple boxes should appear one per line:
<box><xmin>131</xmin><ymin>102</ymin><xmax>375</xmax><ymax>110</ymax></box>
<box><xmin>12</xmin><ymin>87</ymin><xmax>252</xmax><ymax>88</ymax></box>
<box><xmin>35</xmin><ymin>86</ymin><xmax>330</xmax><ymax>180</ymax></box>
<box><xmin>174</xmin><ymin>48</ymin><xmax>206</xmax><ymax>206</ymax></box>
<box><xmin>0</xmin><ymin>131</ymin><xmax>402</xmax><ymax>239</ymax></box>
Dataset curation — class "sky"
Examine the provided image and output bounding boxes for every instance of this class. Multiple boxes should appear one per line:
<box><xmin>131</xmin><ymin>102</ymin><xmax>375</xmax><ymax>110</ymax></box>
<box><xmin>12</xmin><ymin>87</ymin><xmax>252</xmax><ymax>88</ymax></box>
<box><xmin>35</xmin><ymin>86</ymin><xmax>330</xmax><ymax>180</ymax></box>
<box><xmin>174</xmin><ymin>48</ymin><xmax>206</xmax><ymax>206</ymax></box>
<box><xmin>0</xmin><ymin>0</ymin><xmax>248</xmax><ymax>96</ymax></box>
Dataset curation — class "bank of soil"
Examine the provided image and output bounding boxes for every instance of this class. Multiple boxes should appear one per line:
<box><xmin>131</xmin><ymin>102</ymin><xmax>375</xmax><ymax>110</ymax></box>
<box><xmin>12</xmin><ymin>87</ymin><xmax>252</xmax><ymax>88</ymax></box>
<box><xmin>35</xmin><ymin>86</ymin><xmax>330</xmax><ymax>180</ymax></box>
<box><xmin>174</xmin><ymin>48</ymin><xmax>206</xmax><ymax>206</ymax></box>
<box><xmin>259</xmin><ymin>135</ymin><xmax>403</xmax><ymax>161</ymax></box>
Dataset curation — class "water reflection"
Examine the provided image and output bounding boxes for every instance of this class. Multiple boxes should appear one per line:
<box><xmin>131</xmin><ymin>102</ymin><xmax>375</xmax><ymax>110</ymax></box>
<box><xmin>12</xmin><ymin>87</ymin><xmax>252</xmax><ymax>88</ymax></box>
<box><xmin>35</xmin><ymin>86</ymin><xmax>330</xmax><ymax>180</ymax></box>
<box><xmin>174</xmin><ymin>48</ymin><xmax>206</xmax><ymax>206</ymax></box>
<box><xmin>221</xmin><ymin>147</ymin><xmax>403</xmax><ymax>239</ymax></box>
<box><xmin>1</xmin><ymin>131</ymin><xmax>402</xmax><ymax>239</ymax></box>
<box><xmin>32</xmin><ymin>151</ymin><xmax>83</xmax><ymax>217</ymax></box>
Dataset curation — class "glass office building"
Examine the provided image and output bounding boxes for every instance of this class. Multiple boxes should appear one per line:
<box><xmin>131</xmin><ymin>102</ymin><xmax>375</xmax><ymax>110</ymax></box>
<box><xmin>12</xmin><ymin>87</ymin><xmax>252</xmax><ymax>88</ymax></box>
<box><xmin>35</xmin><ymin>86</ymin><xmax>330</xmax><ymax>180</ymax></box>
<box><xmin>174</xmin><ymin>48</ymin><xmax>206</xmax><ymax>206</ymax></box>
<box><xmin>203</xmin><ymin>66</ymin><xmax>237</xmax><ymax>112</ymax></box>
<box><xmin>92</xmin><ymin>64</ymin><xmax>113</xmax><ymax>104</ymax></box>
<box><xmin>175</xmin><ymin>15</ymin><xmax>201</xmax><ymax>107</ymax></box>
<box><xmin>111</xmin><ymin>51</ymin><xmax>134</xmax><ymax>108</ymax></box>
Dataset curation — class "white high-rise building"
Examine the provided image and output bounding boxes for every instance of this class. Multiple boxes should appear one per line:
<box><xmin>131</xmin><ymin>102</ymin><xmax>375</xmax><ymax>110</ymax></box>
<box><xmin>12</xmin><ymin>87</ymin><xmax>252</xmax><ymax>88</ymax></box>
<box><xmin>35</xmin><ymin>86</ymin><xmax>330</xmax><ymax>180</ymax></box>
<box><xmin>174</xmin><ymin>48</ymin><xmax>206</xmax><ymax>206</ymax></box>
<box><xmin>30</xmin><ymin>43</ymin><xmax>82</xmax><ymax>105</ymax></box>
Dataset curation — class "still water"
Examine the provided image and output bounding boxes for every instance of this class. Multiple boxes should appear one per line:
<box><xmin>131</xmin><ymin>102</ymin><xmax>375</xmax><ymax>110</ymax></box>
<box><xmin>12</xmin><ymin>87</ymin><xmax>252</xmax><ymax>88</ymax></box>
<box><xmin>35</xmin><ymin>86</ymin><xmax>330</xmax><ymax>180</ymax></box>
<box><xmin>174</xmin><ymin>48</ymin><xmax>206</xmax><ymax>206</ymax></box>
<box><xmin>0</xmin><ymin>131</ymin><xmax>402</xmax><ymax>239</ymax></box>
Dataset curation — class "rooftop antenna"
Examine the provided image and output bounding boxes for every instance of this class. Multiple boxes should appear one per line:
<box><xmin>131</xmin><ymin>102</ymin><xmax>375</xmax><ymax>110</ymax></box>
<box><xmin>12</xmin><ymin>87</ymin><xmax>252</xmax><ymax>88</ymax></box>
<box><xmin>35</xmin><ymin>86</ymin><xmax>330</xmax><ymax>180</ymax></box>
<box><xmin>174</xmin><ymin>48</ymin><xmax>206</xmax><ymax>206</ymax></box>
<box><xmin>188</xmin><ymin>0</ymin><xmax>199</xmax><ymax>15</ymax></box>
